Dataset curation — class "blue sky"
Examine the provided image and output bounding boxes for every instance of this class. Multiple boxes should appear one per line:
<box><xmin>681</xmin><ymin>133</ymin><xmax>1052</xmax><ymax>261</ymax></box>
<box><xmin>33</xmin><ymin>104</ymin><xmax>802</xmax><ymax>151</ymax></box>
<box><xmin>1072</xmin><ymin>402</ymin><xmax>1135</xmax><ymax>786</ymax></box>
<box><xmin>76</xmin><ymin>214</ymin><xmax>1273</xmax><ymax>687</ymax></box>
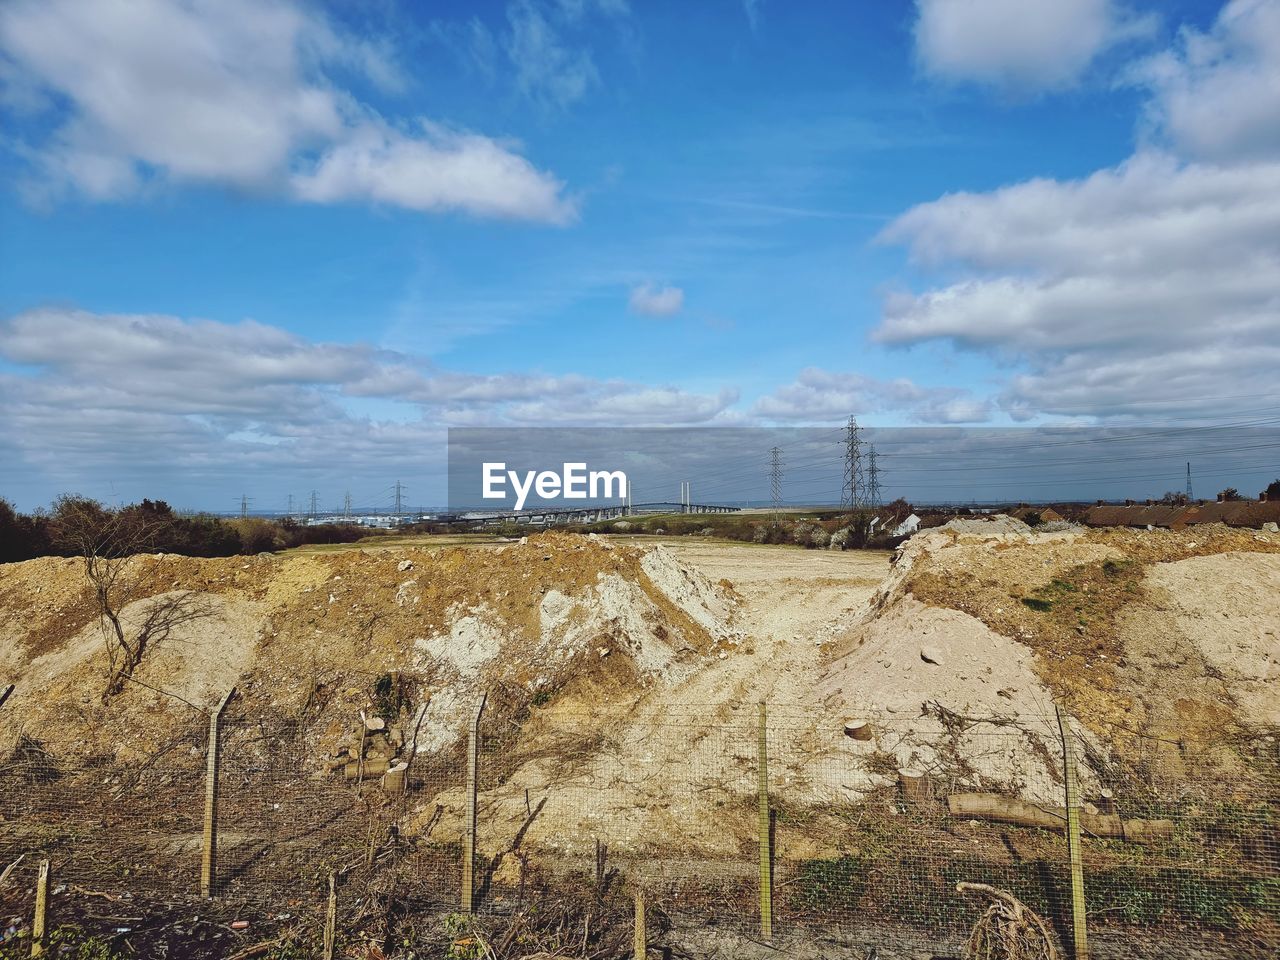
<box><xmin>2</xmin><ymin>0</ymin><xmax>1278</xmax><ymax>511</ymax></box>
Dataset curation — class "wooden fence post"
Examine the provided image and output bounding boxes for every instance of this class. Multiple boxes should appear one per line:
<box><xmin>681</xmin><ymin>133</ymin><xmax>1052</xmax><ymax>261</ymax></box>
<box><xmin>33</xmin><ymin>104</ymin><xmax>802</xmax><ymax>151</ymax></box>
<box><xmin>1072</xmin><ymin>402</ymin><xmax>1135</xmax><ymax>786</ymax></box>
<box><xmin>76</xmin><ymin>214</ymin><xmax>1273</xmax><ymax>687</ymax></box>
<box><xmin>1056</xmin><ymin>705</ymin><xmax>1089</xmax><ymax>960</ymax></box>
<box><xmin>757</xmin><ymin>701</ymin><xmax>773</xmax><ymax>941</ymax></box>
<box><xmin>461</xmin><ymin>693</ymin><xmax>487</xmax><ymax>914</ymax></box>
<box><xmin>31</xmin><ymin>858</ymin><xmax>49</xmax><ymax>958</ymax></box>
<box><xmin>201</xmin><ymin>687</ymin><xmax>237</xmax><ymax>899</ymax></box>
<box><xmin>633</xmin><ymin>890</ymin><xmax>647</xmax><ymax>959</ymax></box>
<box><xmin>322</xmin><ymin>871</ymin><xmax>337</xmax><ymax>960</ymax></box>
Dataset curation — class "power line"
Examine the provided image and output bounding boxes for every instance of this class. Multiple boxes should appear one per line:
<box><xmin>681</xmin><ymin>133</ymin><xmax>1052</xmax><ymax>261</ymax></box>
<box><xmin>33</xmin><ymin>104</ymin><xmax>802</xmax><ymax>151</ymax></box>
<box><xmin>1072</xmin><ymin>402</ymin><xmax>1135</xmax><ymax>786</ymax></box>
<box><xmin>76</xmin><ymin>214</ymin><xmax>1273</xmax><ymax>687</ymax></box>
<box><xmin>867</xmin><ymin>444</ymin><xmax>882</xmax><ymax>508</ymax></box>
<box><xmin>841</xmin><ymin>416</ymin><xmax>865</xmax><ymax>511</ymax></box>
<box><xmin>769</xmin><ymin>446</ymin><xmax>784</xmax><ymax>525</ymax></box>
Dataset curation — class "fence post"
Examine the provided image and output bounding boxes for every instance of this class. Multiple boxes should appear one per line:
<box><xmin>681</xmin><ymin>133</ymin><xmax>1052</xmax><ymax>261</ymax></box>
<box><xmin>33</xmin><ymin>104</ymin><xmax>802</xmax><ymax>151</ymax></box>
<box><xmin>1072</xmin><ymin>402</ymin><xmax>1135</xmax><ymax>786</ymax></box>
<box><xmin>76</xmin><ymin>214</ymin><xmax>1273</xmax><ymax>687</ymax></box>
<box><xmin>31</xmin><ymin>858</ymin><xmax>49</xmax><ymax>958</ymax></box>
<box><xmin>201</xmin><ymin>687</ymin><xmax>237</xmax><ymax>899</ymax></box>
<box><xmin>633</xmin><ymin>890</ymin><xmax>647</xmax><ymax>959</ymax></box>
<box><xmin>0</xmin><ymin>684</ymin><xmax>14</xmax><ymax>711</ymax></box>
<box><xmin>462</xmin><ymin>692</ymin><xmax>487</xmax><ymax>914</ymax></box>
<box><xmin>323</xmin><ymin>871</ymin><xmax>337</xmax><ymax>960</ymax></box>
<box><xmin>1055</xmin><ymin>705</ymin><xmax>1089</xmax><ymax>960</ymax></box>
<box><xmin>757</xmin><ymin>700</ymin><xmax>773</xmax><ymax>940</ymax></box>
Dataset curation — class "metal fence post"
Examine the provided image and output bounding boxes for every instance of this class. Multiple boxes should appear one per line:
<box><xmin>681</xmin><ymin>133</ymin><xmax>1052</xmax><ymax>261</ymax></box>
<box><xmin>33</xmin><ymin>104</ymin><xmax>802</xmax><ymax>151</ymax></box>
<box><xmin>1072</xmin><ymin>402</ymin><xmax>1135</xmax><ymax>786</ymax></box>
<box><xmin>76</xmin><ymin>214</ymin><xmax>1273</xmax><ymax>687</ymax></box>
<box><xmin>201</xmin><ymin>687</ymin><xmax>237</xmax><ymax>899</ymax></box>
<box><xmin>0</xmin><ymin>684</ymin><xmax>14</xmax><ymax>711</ymax></box>
<box><xmin>1056</xmin><ymin>705</ymin><xmax>1089</xmax><ymax>960</ymax></box>
<box><xmin>30</xmin><ymin>858</ymin><xmax>49</xmax><ymax>958</ymax></box>
<box><xmin>462</xmin><ymin>692</ymin><xmax>487</xmax><ymax>914</ymax></box>
<box><xmin>757</xmin><ymin>700</ymin><xmax>773</xmax><ymax>940</ymax></box>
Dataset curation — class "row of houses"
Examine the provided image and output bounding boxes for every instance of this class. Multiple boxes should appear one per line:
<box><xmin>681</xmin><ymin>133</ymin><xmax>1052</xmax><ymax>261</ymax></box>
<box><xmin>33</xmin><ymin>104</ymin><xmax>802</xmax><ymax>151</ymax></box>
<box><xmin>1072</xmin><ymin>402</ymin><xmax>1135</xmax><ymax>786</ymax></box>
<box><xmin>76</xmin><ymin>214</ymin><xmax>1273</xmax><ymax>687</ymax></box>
<box><xmin>1081</xmin><ymin>494</ymin><xmax>1280</xmax><ymax>530</ymax></box>
<box><xmin>897</xmin><ymin>491</ymin><xmax>1279</xmax><ymax>535</ymax></box>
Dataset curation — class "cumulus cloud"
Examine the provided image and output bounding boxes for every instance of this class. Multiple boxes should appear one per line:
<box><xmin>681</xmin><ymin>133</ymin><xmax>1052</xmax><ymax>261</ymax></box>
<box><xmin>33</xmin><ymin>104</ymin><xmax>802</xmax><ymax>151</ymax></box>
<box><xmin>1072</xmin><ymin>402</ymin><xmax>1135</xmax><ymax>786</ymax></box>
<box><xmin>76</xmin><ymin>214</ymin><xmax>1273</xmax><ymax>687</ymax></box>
<box><xmin>0</xmin><ymin>307</ymin><xmax>738</xmax><ymax>495</ymax></box>
<box><xmin>913</xmin><ymin>0</ymin><xmax>1156</xmax><ymax>92</ymax></box>
<box><xmin>0</xmin><ymin>0</ymin><xmax>573</xmax><ymax>221</ymax></box>
<box><xmin>627</xmin><ymin>282</ymin><xmax>685</xmax><ymax>317</ymax></box>
<box><xmin>1131</xmin><ymin>0</ymin><xmax>1280</xmax><ymax>162</ymax></box>
<box><xmin>876</xmin><ymin>154</ymin><xmax>1280</xmax><ymax>417</ymax></box>
<box><xmin>752</xmin><ymin>368</ymin><xmax>992</xmax><ymax>424</ymax></box>
<box><xmin>883</xmin><ymin>180</ymin><xmax>1280</xmax><ymax>419</ymax></box>
<box><xmin>877</xmin><ymin>1</ymin><xmax>1280</xmax><ymax>421</ymax></box>
<box><xmin>292</xmin><ymin>121</ymin><xmax>575</xmax><ymax>223</ymax></box>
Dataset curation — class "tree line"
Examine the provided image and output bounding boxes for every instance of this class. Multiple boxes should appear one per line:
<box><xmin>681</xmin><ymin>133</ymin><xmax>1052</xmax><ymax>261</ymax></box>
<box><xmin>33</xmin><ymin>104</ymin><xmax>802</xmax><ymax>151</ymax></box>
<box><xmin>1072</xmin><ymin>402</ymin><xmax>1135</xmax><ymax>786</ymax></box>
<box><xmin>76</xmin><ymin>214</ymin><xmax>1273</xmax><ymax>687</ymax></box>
<box><xmin>0</xmin><ymin>495</ymin><xmax>368</xmax><ymax>564</ymax></box>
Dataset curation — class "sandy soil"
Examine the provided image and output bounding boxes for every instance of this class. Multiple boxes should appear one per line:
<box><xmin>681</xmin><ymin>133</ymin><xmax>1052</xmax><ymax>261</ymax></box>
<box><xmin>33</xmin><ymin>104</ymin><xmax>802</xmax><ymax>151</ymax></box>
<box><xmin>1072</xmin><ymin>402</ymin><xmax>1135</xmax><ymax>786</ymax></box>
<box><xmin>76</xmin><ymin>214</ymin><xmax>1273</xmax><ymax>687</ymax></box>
<box><xmin>3</xmin><ymin>523</ymin><xmax>1277</xmax><ymax>861</ymax></box>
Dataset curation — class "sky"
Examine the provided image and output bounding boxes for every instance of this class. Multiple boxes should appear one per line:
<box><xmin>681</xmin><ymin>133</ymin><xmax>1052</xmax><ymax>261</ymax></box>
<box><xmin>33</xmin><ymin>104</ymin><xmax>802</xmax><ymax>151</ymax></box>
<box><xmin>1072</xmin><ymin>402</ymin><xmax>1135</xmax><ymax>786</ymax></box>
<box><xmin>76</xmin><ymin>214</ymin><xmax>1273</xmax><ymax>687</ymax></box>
<box><xmin>1</xmin><ymin>0</ymin><xmax>1279</xmax><ymax>512</ymax></box>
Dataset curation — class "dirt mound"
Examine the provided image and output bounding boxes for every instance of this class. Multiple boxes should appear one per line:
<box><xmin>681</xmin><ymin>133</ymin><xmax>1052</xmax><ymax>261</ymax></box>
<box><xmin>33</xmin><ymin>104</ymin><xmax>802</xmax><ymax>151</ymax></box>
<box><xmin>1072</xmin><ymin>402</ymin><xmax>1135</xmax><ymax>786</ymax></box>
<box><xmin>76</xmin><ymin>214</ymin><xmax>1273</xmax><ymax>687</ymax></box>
<box><xmin>3</xmin><ymin>522</ymin><xmax>1276</xmax><ymax>862</ymax></box>
<box><xmin>806</xmin><ymin>517</ymin><xmax>1280</xmax><ymax>814</ymax></box>
<box><xmin>0</xmin><ymin>532</ymin><xmax>742</xmax><ymax>763</ymax></box>
<box><xmin>823</xmin><ymin>518</ymin><xmax>1280</xmax><ymax>774</ymax></box>
<box><xmin>1142</xmin><ymin>552</ymin><xmax>1280</xmax><ymax>726</ymax></box>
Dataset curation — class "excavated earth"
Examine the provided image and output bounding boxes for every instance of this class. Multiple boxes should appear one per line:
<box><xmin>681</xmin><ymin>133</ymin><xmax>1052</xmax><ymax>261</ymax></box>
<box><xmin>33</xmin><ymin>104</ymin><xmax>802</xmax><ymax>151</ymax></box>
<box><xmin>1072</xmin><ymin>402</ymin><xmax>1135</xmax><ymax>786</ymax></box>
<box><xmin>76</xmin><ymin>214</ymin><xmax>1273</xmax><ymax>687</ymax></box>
<box><xmin>1</xmin><ymin>522</ymin><xmax>1278</xmax><ymax>862</ymax></box>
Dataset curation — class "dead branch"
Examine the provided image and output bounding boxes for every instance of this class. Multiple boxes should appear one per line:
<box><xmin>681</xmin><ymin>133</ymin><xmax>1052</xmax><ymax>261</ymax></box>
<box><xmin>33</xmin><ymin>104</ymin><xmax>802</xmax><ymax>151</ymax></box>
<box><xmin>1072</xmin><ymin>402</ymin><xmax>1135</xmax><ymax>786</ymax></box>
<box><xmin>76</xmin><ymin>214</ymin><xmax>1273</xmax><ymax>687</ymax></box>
<box><xmin>0</xmin><ymin>853</ymin><xmax>24</xmax><ymax>889</ymax></box>
<box><xmin>957</xmin><ymin>882</ymin><xmax>1059</xmax><ymax>960</ymax></box>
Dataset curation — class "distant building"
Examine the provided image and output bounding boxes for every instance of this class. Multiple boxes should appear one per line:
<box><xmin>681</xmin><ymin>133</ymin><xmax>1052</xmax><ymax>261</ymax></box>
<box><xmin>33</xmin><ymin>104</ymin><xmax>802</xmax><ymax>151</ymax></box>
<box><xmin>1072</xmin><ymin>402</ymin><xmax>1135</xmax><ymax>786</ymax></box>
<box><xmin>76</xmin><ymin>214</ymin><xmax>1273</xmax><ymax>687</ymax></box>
<box><xmin>1008</xmin><ymin>506</ymin><xmax>1064</xmax><ymax>524</ymax></box>
<box><xmin>1083</xmin><ymin>492</ymin><xmax>1280</xmax><ymax>530</ymax></box>
<box><xmin>891</xmin><ymin>513</ymin><xmax>921</xmax><ymax>537</ymax></box>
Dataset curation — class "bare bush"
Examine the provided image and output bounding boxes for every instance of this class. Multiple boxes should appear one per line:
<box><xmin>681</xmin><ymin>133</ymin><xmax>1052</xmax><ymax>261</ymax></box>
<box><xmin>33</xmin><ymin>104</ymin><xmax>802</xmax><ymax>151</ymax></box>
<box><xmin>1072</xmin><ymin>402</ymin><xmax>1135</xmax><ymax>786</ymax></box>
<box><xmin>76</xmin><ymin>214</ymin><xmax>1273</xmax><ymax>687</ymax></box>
<box><xmin>51</xmin><ymin>495</ymin><xmax>210</xmax><ymax>699</ymax></box>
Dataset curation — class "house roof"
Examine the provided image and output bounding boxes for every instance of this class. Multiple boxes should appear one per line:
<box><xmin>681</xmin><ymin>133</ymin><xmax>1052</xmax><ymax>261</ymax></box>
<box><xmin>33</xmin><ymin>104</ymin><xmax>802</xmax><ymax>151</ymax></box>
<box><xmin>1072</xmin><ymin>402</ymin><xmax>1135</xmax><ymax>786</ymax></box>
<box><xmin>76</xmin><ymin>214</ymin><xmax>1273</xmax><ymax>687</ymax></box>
<box><xmin>1008</xmin><ymin>506</ymin><xmax>1063</xmax><ymax>523</ymax></box>
<box><xmin>1083</xmin><ymin>500</ymin><xmax>1280</xmax><ymax>529</ymax></box>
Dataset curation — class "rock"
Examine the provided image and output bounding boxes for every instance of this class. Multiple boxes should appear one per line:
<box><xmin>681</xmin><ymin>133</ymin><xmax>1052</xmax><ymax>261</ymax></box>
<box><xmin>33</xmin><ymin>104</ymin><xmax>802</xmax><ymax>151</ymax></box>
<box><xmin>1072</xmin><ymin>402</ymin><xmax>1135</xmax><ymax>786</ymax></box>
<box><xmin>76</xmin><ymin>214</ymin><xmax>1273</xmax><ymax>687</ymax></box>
<box><xmin>397</xmin><ymin>559</ymin><xmax>414</xmax><ymax>572</ymax></box>
<box><xmin>920</xmin><ymin>645</ymin><xmax>944</xmax><ymax>666</ymax></box>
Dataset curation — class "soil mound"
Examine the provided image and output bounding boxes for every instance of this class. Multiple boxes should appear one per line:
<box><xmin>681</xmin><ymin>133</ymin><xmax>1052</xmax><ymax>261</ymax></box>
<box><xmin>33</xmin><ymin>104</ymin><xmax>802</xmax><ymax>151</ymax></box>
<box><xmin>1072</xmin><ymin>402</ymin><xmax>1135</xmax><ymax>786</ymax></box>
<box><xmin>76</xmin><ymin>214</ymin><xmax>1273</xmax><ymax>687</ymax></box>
<box><xmin>818</xmin><ymin>518</ymin><xmax>1280</xmax><ymax>800</ymax></box>
<box><xmin>0</xmin><ymin>532</ymin><xmax>742</xmax><ymax>763</ymax></box>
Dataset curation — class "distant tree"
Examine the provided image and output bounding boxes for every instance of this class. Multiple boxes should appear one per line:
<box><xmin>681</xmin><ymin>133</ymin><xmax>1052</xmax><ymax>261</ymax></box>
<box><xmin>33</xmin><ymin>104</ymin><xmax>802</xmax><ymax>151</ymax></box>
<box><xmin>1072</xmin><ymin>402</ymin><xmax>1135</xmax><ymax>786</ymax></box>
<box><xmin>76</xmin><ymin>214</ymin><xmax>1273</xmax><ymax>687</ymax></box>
<box><xmin>0</xmin><ymin>498</ymin><xmax>53</xmax><ymax>563</ymax></box>
<box><xmin>1159</xmin><ymin>491</ymin><xmax>1189</xmax><ymax>505</ymax></box>
<box><xmin>884</xmin><ymin>497</ymin><xmax>911</xmax><ymax>518</ymax></box>
<box><xmin>1217</xmin><ymin>487</ymin><xmax>1244</xmax><ymax>501</ymax></box>
<box><xmin>1267</xmin><ymin>479</ymin><xmax>1280</xmax><ymax>500</ymax></box>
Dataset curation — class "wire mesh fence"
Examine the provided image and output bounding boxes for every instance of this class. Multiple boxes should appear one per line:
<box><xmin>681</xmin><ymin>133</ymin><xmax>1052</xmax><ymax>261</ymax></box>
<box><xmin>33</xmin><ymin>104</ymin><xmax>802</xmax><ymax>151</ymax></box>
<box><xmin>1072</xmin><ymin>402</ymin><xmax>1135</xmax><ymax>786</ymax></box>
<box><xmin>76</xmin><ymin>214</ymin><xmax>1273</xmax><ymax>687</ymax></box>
<box><xmin>0</xmin><ymin>690</ymin><xmax>1276</xmax><ymax>958</ymax></box>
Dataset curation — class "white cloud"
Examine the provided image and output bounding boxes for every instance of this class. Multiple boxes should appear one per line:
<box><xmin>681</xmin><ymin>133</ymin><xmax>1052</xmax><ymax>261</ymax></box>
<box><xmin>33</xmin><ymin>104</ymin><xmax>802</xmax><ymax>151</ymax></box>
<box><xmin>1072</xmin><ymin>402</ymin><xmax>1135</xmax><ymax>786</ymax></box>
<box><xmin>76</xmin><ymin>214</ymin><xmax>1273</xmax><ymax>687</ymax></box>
<box><xmin>505</xmin><ymin>0</ymin><xmax>600</xmax><ymax>109</ymax></box>
<box><xmin>0</xmin><ymin>0</ymin><xmax>572</xmax><ymax>221</ymax></box>
<box><xmin>0</xmin><ymin>308</ymin><xmax>738</xmax><ymax>488</ymax></box>
<box><xmin>876</xmin><ymin>1</ymin><xmax>1280</xmax><ymax>421</ymax></box>
<box><xmin>876</xmin><ymin>153</ymin><xmax>1280</xmax><ymax>417</ymax></box>
<box><xmin>913</xmin><ymin>0</ymin><xmax>1156</xmax><ymax>92</ymax></box>
<box><xmin>628</xmin><ymin>282</ymin><xmax>685</xmax><ymax>317</ymax></box>
<box><xmin>1131</xmin><ymin>0</ymin><xmax>1280</xmax><ymax>162</ymax></box>
<box><xmin>292</xmin><ymin>121</ymin><xmax>575</xmax><ymax>223</ymax></box>
<box><xmin>507</xmin><ymin>386</ymin><xmax>738</xmax><ymax>424</ymax></box>
<box><xmin>501</xmin><ymin>0</ymin><xmax>628</xmax><ymax>110</ymax></box>
<box><xmin>752</xmin><ymin>368</ymin><xmax>992</xmax><ymax>424</ymax></box>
